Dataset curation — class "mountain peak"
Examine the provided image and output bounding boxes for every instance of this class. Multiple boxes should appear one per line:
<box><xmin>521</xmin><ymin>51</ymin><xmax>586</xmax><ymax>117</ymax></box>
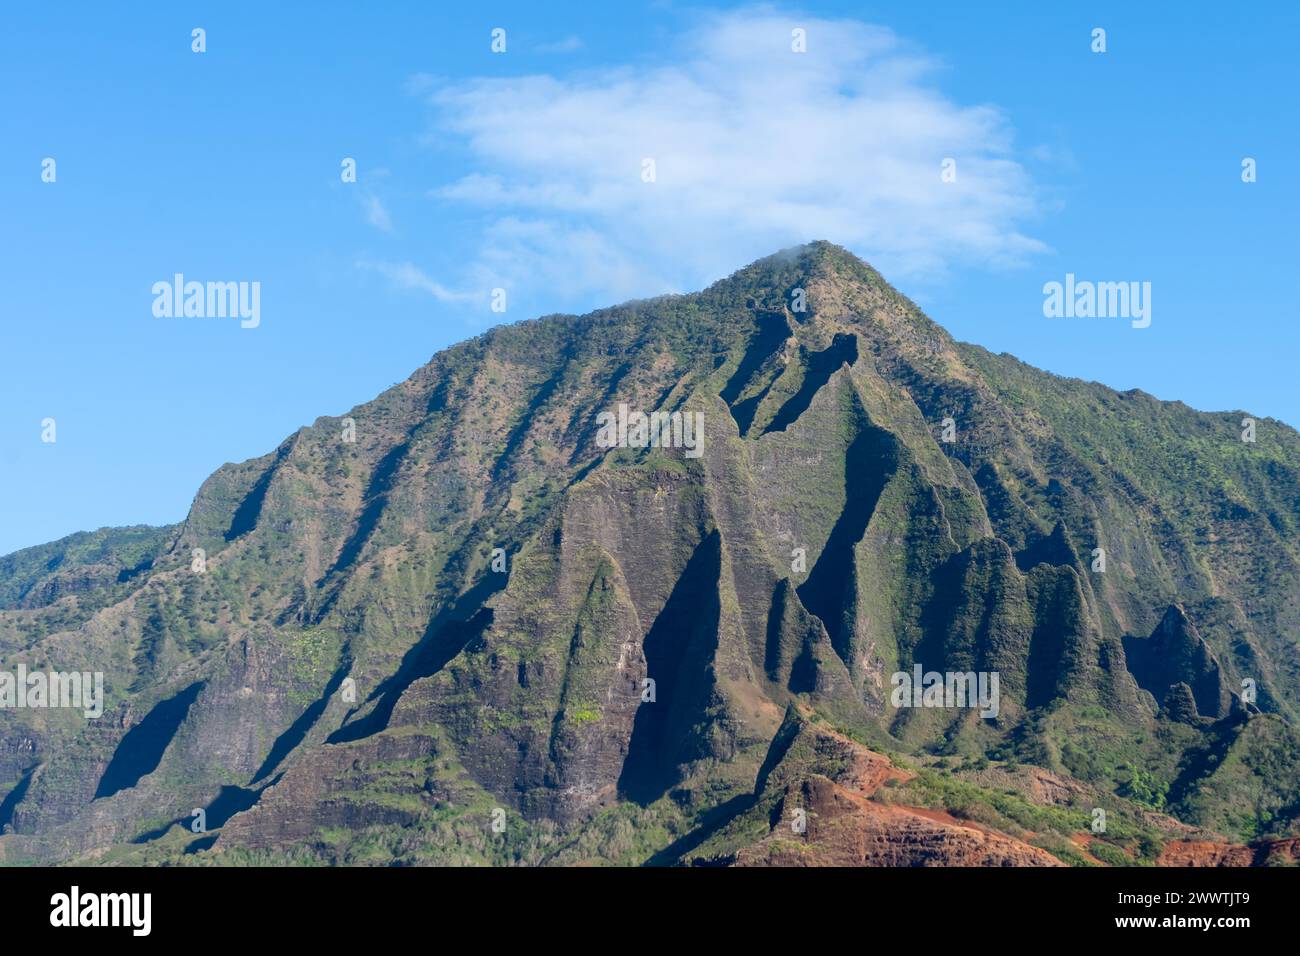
<box><xmin>3</xmin><ymin>242</ymin><xmax>1300</xmax><ymax>866</ymax></box>
<box><xmin>693</xmin><ymin>241</ymin><xmax>948</xmax><ymax>361</ymax></box>
<box><xmin>718</xmin><ymin>240</ymin><xmax>886</xmax><ymax>295</ymax></box>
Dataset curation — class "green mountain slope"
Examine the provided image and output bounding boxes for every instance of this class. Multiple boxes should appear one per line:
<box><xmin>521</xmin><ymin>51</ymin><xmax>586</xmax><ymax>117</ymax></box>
<box><xmin>2</xmin><ymin>242</ymin><xmax>1297</xmax><ymax>866</ymax></box>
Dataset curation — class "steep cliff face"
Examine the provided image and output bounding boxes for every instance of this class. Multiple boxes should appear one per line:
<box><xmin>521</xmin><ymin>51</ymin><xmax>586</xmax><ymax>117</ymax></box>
<box><xmin>2</xmin><ymin>242</ymin><xmax>1299</xmax><ymax>866</ymax></box>
<box><xmin>1124</xmin><ymin>605</ymin><xmax>1232</xmax><ymax>720</ymax></box>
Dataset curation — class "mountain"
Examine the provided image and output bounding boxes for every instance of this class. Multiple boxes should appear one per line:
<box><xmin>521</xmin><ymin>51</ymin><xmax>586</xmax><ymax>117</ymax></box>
<box><xmin>3</xmin><ymin>241</ymin><xmax>1299</xmax><ymax>866</ymax></box>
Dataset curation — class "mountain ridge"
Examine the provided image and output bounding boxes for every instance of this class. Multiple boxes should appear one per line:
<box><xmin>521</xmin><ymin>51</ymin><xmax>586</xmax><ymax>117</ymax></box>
<box><xmin>3</xmin><ymin>241</ymin><xmax>1299</xmax><ymax>866</ymax></box>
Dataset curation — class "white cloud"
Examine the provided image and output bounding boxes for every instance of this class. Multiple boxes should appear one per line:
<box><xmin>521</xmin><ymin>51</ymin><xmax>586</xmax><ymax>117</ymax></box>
<box><xmin>356</xmin><ymin>260</ymin><xmax>478</xmax><ymax>303</ymax></box>
<box><xmin>404</xmin><ymin>72</ymin><xmax>438</xmax><ymax>95</ymax></box>
<box><xmin>405</xmin><ymin>7</ymin><xmax>1047</xmax><ymax>309</ymax></box>
<box><xmin>535</xmin><ymin>35</ymin><xmax>583</xmax><ymax>54</ymax></box>
<box><xmin>362</xmin><ymin>194</ymin><xmax>393</xmax><ymax>233</ymax></box>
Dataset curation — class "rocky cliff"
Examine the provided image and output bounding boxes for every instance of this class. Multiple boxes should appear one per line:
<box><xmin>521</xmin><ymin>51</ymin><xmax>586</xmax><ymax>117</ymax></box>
<box><xmin>2</xmin><ymin>242</ymin><xmax>1298</xmax><ymax>866</ymax></box>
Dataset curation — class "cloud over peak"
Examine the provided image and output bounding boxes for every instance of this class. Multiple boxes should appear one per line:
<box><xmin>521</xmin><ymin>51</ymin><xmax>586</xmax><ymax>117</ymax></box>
<box><xmin>402</xmin><ymin>8</ymin><xmax>1045</xmax><ymax>311</ymax></box>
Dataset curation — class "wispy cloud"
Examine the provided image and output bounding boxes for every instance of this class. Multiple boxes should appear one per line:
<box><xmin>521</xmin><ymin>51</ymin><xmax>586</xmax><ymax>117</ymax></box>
<box><xmin>356</xmin><ymin>259</ymin><xmax>478</xmax><ymax>303</ymax></box>
<box><xmin>535</xmin><ymin>35</ymin><xmax>584</xmax><ymax>54</ymax></box>
<box><xmin>362</xmin><ymin>194</ymin><xmax>393</xmax><ymax>233</ymax></box>
<box><xmin>402</xmin><ymin>7</ymin><xmax>1047</xmax><ymax>310</ymax></box>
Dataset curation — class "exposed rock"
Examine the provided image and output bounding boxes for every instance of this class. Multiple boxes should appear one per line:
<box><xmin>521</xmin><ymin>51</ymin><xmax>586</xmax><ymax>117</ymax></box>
<box><xmin>3</xmin><ymin>242</ymin><xmax>1299</xmax><ymax>865</ymax></box>
<box><xmin>734</xmin><ymin>775</ymin><xmax>1063</xmax><ymax>867</ymax></box>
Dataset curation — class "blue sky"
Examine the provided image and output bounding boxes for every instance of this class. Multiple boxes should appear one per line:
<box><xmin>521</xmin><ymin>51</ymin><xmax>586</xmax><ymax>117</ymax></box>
<box><xmin>2</xmin><ymin>1</ymin><xmax>1297</xmax><ymax>555</ymax></box>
